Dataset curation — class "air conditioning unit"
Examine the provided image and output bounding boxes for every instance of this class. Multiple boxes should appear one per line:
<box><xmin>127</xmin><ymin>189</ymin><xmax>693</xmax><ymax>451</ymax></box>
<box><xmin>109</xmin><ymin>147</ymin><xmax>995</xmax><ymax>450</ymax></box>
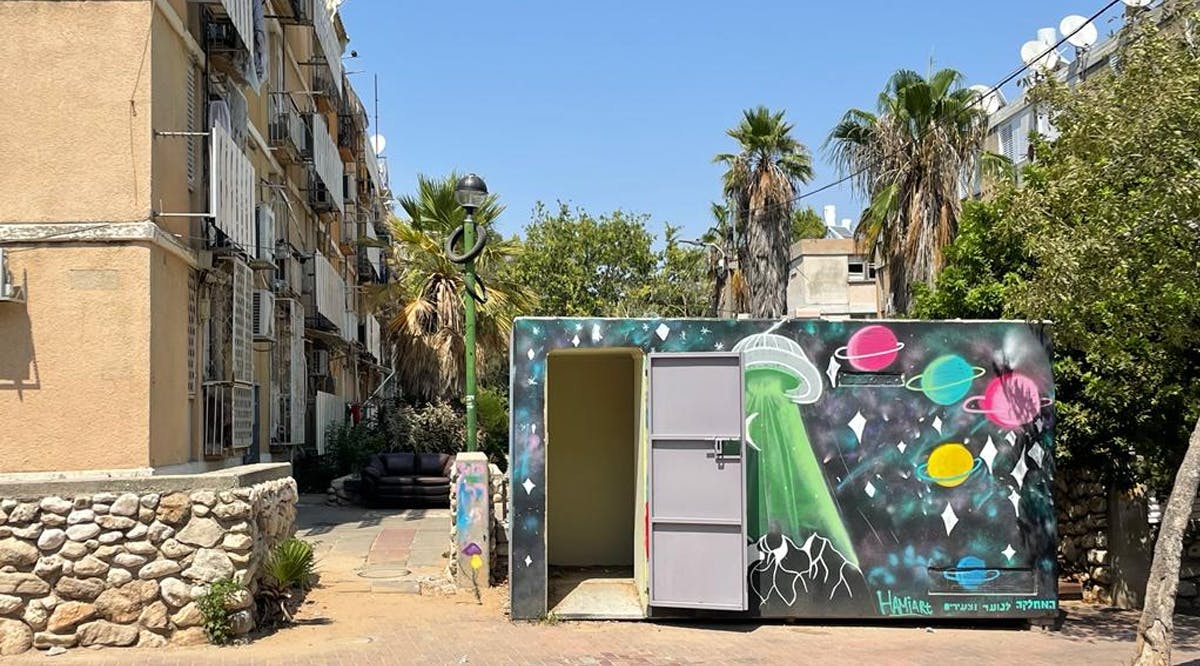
<box><xmin>251</xmin><ymin>203</ymin><xmax>276</xmax><ymax>269</ymax></box>
<box><xmin>309</xmin><ymin>349</ymin><xmax>330</xmax><ymax>376</ymax></box>
<box><xmin>252</xmin><ymin>289</ymin><xmax>276</xmax><ymax>341</ymax></box>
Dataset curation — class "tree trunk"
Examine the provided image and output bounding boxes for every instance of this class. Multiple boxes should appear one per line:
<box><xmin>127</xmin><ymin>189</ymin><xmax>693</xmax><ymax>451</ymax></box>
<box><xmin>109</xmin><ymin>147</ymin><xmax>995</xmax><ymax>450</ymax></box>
<box><xmin>1132</xmin><ymin>415</ymin><xmax>1200</xmax><ymax>666</ymax></box>
<box><xmin>745</xmin><ymin>206</ymin><xmax>788</xmax><ymax>319</ymax></box>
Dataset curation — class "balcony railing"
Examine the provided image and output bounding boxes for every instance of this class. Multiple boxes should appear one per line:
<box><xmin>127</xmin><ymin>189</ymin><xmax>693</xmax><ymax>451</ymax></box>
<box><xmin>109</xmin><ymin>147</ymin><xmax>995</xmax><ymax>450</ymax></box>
<box><xmin>303</xmin><ymin>252</ymin><xmax>346</xmax><ymax>333</ymax></box>
<box><xmin>312</xmin><ymin>1</ymin><xmax>343</xmax><ymax>97</ymax></box>
<box><xmin>210</xmin><ymin>123</ymin><xmax>256</xmax><ymax>254</ymax></box>
<box><xmin>363</xmin><ymin>135</ymin><xmax>384</xmax><ymax>193</ymax></box>
<box><xmin>308</xmin><ymin>113</ymin><xmax>344</xmax><ymax>215</ymax></box>
<box><xmin>268</xmin><ymin>93</ymin><xmax>308</xmax><ymax>160</ymax></box>
<box><xmin>202</xmin><ymin>381</ymin><xmax>254</xmax><ymax>456</ymax></box>
<box><xmin>362</xmin><ymin>315</ymin><xmax>382</xmax><ymax>362</ymax></box>
<box><xmin>194</xmin><ymin>0</ymin><xmax>253</xmax><ymax>60</ymax></box>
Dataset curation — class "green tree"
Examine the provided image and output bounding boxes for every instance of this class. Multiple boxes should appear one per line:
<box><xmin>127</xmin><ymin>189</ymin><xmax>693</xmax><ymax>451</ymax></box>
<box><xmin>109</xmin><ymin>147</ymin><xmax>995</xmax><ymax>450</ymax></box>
<box><xmin>626</xmin><ymin>223</ymin><xmax>710</xmax><ymax>318</ymax></box>
<box><xmin>827</xmin><ymin>68</ymin><xmax>998</xmax><ymax>314</ymax></box>
<box><xmin>715</xmin><ymin>106</ymin><xmax>814</xmax><ymax>317</ymax></box>
<box><xmin>514</xmin><ymin>203</ymin><xmax>657</xmax><ymax>317</ymax></box>
<box><xmin>910</xmin><ymin>17</ymin><xmax>1200</xmax><ymax>663</ymax></box>
<box><xmin>791</xmin><ymin>207</ymin><xmax>827</xmax><ymax>242</ymax></box>
<box><xmin>372</xmin><ymin>173</ymin><xmax>536</xmax><ymax>401</ymax></box>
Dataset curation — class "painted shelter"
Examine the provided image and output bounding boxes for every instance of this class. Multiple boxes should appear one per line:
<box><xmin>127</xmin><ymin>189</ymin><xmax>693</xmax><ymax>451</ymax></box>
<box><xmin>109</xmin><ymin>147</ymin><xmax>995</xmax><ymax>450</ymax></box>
<box><xmin>508</xmin><ymin>317</ymin><xmax>1058</xmax><ymax>621</ymax></box>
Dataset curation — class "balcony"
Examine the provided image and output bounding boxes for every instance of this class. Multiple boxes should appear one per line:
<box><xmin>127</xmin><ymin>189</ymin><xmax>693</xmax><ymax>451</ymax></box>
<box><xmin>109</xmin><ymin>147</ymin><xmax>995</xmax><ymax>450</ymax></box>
<box><xmin>202</xmin><ymin>381</ymin><xmax>254</xmax><ymax>456</ymax></box>
<box><xmin>268</xmin><ymin>93</ymin><xmax>308</xmax><ymax>162</ymax></box>
<box><xmin>195</xmin><ymin>0</ymin><xmax>253</xmax><ymax>63</ymax></box>
<box><xmin>361</xmin><ymin>315</ymin><xmax>382</xmax><ymax>362</ymax></box>
<box><xmin>303</xmin><ymin>252</ymin><xmax>347</xmax><ymax>334</ymax></box>
<box><xmin>210</xmin><ymin>123</ymin><xmax>256</xmax><ymax>255</ymax></box>
<box><xmin>307</xmin><ymin>113</ymin><xmax>344</xmax><ymax>215</ymax></box>
<box><xmin>311</xmin><ymin>1</ymin><xmax>343</xmax><ymax>108</ymax></box>
<box><xmin>363</xmin><ymin>135</ymin><xmax>385</xmax><ymax>194</ymax></box>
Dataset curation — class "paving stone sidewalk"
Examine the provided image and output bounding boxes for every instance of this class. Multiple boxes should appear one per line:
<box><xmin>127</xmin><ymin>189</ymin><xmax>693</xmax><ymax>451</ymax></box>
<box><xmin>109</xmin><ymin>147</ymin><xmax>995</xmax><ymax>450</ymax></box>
<box><xmin>12</xmin><ymin>497</ymin><xmax>1200</xmax><ymax>665</ymax></box>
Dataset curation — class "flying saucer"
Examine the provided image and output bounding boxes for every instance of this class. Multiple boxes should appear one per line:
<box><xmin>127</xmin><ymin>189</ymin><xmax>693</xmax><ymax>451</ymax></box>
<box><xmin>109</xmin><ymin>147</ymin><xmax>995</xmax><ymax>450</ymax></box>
<box><xmin>916</xmin><ymin>443</ymin><xmax>984</xmax><ymax>488</ymax></box>
<box><xmin>963</xmin><ymin>372</ymin><xmax>1054</xmax><ymax>428</ymax></box>
<box><xmin>904</xmin><ymin>354</ymin><xmax>986</xmax><ymax>406</ymax></box>
<box><xmin>943</xmin><ymin>556</ymin><xmax>1001</xmax><ymax>590</ymax></box>
<box><xmin>833</xmin><ymin>325</ymin><xmax>905</xmax><ymax>372</ymax></box>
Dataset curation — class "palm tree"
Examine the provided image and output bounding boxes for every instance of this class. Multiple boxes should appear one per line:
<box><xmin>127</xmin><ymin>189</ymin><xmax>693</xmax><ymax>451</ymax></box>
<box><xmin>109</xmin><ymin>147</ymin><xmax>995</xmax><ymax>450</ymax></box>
<box><xmin>370</xmin><ymin>173</ymin><xmax>536</xmax><ymax>401</ymax></box>
<box><xmin>715</xmin><ymin>106</ymin><xmax>814</xmax><ymax>318</ymax></box>
<box><xmin>700</xmin><ymin>202</ymin><xmax>747</xmax><ymax>317</ymax></box>
<box><xmin>827</xmin><ymin>68</ymin><xmax>1000</xmax><ymax>314</ymax></box>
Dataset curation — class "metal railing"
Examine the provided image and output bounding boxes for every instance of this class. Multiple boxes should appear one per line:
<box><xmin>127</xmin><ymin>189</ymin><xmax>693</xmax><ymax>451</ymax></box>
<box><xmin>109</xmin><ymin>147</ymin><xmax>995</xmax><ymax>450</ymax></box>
<box><xmin>268</xmin><ymin>92</ymin><xmax>308</xmax><ymax>157</ymax></box>
<box><xmin>308</xmin><ymin>113</ymin><xmax>344</xmax><ymax>214</ymax></box>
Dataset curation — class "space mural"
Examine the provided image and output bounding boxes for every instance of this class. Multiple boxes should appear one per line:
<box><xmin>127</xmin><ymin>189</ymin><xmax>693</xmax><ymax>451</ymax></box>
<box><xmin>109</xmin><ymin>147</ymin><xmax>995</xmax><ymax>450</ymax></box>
<box><xmin>509</xmin><ymin>317</ymin><xmax>1058</xmax><ymax>621</ymax></box>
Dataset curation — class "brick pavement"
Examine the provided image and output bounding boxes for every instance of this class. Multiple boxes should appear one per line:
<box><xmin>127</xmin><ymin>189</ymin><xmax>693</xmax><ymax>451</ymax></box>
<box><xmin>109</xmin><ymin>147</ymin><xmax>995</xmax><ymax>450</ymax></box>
<box><xmin>11</xmin><ymin>499</ymin><xmax>1200</xmax><ymax>665</ymax></box>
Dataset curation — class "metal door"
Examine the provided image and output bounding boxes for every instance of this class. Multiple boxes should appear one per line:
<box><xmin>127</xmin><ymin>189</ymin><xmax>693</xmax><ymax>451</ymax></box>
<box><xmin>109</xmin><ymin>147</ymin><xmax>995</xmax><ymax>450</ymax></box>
<box><xmin>648</xmin><ymin>353</ymin><xmax>747</xmax><ymax>611</ymax></box>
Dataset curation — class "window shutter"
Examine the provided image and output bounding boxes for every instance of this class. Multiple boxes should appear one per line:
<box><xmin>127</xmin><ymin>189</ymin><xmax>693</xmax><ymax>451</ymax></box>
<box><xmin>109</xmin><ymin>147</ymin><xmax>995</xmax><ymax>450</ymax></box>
<box><xmin>186</xmin><ymin>66</ymin><xmax>196</xmax><ymax>189</ymax></box>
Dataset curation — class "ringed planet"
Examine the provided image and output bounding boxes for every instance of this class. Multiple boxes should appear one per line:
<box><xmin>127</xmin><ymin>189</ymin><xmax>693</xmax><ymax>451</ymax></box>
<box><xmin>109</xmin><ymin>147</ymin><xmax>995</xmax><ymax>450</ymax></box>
<box><xmin>916</xmin><ymin>443</ymin><xmax>984</xmax><ymax>488</ymax></box>
<box><xmin>964</xmin><ymin>372</ymin><xmax>1054</xmax><ymax>429</ymax></box>
<box><xmin>833</xmin><ymin>325</ymin><xmax>905</xmax><ymax>372</ymax></box>
<box><xmin>904</xmin><ymin>354</ymin><xmax>986</xmax><ymax>406</ymax></box>
<box><xmin>943</xmin><ymin>556</ymin><xmax>1001</xmax><ymax>590</ymax></box>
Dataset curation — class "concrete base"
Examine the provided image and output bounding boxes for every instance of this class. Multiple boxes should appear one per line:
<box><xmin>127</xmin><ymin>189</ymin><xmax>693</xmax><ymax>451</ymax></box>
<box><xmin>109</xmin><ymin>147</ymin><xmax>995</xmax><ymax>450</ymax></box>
<box><xmin>453</xmin><ymin>452</ymin><xmax>491</xmax><ymax>592</ymax></box>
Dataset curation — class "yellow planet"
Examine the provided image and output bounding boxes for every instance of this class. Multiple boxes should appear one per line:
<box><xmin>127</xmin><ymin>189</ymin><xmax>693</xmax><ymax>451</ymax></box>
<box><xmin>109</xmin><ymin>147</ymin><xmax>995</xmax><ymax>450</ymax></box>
<box><xmin>916</xmin><ymin>443</ymin><xmax>982</xmax><ymax>488</ymax></box>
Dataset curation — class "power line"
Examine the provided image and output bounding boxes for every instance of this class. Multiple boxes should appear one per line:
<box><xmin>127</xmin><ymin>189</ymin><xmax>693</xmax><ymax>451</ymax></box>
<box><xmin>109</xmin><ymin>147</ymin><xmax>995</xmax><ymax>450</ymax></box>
<box><xmin>730</xmin><ymin>0</ymin><xmax>1125</xmax><ymax>219</ymax></box>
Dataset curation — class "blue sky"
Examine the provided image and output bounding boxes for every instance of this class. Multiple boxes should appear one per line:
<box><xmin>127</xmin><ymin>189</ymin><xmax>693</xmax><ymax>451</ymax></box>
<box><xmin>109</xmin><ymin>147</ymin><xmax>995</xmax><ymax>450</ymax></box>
<box><xmin>339</xmin><ymin>0</ymin><xmax>1126</xmax><ymax>240</ymax></box>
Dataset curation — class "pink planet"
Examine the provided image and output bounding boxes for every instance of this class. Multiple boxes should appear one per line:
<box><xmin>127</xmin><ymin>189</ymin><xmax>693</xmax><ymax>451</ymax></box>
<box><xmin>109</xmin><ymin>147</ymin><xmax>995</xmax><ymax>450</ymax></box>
<box><xmin>834</xmin><ymin>325</ymin><xmax>904</xmax><ymax>372</ymax></box>
<box><xmin>963</xmin><ymin>372</ymin><xmax>1053</xmax><ymax>428</ymax></box>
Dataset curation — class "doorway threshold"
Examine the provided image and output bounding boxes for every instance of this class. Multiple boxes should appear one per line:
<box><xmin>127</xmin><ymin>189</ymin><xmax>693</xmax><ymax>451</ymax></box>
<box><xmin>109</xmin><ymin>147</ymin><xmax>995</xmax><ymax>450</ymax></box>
<box><xmin>549</xmin><ymin>567</ymin><xmax>643</xmax><ymax>620</ymax></box>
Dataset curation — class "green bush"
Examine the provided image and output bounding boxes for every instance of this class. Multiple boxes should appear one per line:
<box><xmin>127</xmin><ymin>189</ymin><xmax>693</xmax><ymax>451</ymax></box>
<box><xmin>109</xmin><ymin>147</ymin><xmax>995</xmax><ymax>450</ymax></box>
<box><xmin>198</xmin><ymin>578</ymin><xmax>243</xmax><ymax>645</ymax></box>
<box><xmin>256</xmin><ymin>537</ymin><xmax>317</xmax><ymax>627</ymax></box>
<box><xmin>477</xmin><ymin>387</ymin><xmax>509</xmax><ymax>470</ymax></box>
<box><xmin>409</xmin><ymin>401</ymin><xmax>466</xmax><ymax>454</ymax></box>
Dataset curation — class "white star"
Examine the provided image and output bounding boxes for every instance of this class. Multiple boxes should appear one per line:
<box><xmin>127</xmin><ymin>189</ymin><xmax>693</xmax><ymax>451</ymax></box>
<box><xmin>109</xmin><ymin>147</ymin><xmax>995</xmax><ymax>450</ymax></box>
<box><xmin>1002</xmin><ymin>544</ymin><xmax>1016</xmax><ymax>562</ymax></box>
<box><xmin>1028</xmin><ymin>443</ymin><xmax>1045</xmax><ymax>468</ymax></box>
<box><xmin>897</xmin><ymin>440</ymin><xmax>907</xmax><ymax>454</ymax></box>
<box><xmin>714</xmin><ymin>342</ymin><xmax>725</xmax><ymax>351</ymax></box>
<box><xmin>826</xmin><ymin>357</ymin><xmax>841</xmax><ymax>388</ymax></box>
<box><xmin>680</xmin><ymin>330</ymin><xmax>687</xmax><ymax>340</ymax></box>
<box><xmin>1008</xmin><ymin>489</ymin><xmax>1021</xmax><ymax>516</ymax></box>
<box><xmin>531</xmin><ymin>326</ymin><xmax>541</xmax><ymax>335</ymax></box>
<box><xmin>865</xmin><ymin>481</ymin><xmax>877</xmax><ymax>498</ymax></box>
<box><xmin>981</xmin><ymin>438</ymin><xmax>998</xmax><ymax>473</ymax></box>
<box><xmin>1011</xmin><ymin>456</ymin><xmax>1028</xmax><ymax>488</ymax></box>
<box><xmin>526</xmin><ymin>348</ymin><xmax>535</xmax><ymax>361</ymax></box>
<box><xmin>642</xmin><ymin>323</ymin><xmax>650</xmax><ymax>331</ymax></box>
<box><xmin>932</xmin><ymin>416</ymin><xmax>943</xmax><ymax>434</ymax></box>
<box><xmin>700</xmin><ymin>327</ymin><xmax>711</xmax><ymax>336</ymax></box>
<box><xmin>848</xmin><ymin>412</ymin><xmax>867</xmax><ymax>443</ymax></box>
<box><xmin>1005</xmin><ymin>431</ymin><xmax>1017</xmax><ymax>446</ymax></box>
<box><xmin>526</xmin><ymin>377</ymin><xmax>538</xmax><ymax>386</ymax></box>
<box><xmin>575</xmin><ymin>323</ymin><xmax>583</xmax><ymax>331</ymax></box>
<box><xmin>522</xmin><ymin>478</ymin><xmax>535</xmax><ymax>495</ymax></box>
<box><xmin>655</xmin><ymin>323</ymin><xmax>670</xmax><ymax>341</ymax></box>
<box><xmin>524</xmin><ymin>555</ymin><xmax>532</xmax><ymax>567</ymax></box>
<box><xmin>941</xmin><ymin>503</ymin><xmax>958</xmax><ymax>535</ymax></box>
<box><xmin>591</xmin><ymin>324</ymin><xmax>603</xmax><ymax>343</ymax></box>
<box><xmin>571</xmin><ymin>334</ymin><xmax>580</xmax><ymax>347</ymax></box>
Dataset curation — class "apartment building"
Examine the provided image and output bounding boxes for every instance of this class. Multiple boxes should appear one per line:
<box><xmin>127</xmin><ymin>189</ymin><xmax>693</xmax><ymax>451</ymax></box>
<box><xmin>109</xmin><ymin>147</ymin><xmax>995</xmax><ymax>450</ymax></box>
<box><xmin>0</xmin><ymin>0</ymin><xmax>391</xmax><ymax>473</ymax></box>
<box><xmin>785</xmin><ymin>207</ymin><xmax>882</xmax><ymax>319</ymax></box>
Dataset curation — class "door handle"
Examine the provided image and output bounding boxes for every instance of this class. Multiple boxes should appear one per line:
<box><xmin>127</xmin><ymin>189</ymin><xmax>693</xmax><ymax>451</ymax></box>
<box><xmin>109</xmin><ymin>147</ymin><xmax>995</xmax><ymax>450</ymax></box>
<box><xmin>713</xmin><ymin>438</ymin><xmax>742</xmax><ymax>461</ymax></box>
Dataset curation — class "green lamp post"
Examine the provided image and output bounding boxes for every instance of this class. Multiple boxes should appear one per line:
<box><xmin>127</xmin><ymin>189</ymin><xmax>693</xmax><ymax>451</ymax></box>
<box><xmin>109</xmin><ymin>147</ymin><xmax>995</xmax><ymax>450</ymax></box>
<box><xmin>454</xmin><ymin>173</ymin><xmax>488</xmax><ymax>452</ymax></box>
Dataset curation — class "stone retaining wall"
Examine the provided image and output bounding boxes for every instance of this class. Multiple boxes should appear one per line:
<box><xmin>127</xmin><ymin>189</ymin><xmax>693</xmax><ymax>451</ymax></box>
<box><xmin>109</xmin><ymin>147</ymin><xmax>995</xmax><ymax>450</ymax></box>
<box><xmin>0</xmin><ymin>464</ymin><xmax>296</xmax><ymax>654</ymax></box>
<box><xmin>1055</xmin><ymin>467</ymin><xmax>1111</xmax><ymax>604</ymax></box>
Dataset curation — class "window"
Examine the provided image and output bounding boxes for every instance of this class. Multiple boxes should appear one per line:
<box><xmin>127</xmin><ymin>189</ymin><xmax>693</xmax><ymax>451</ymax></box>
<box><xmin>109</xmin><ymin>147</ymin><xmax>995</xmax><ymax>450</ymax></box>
<box><xmin>848</xmin><ymin>259</ymin><xmax>866</xmax><ymax>281</ymax></box>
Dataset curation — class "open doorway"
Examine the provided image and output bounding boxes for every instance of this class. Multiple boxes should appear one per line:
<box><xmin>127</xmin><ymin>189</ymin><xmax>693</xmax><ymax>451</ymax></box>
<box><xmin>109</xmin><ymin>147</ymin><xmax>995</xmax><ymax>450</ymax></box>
<box><xmin>545</xmin><ymin>349</ymin><xmax>644</xmax><ymax>619</ymax></box>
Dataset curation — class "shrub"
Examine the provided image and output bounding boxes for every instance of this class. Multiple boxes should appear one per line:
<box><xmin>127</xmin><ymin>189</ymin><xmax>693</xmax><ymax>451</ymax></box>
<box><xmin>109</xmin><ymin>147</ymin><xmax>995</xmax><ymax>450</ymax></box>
<box><xmin>409</xmin><ymin>401</ymin><xmax>466</xmax><ymax>454</ymax></box>
<box><xmin>256</xmin><ymin>537</ymin><xmax>317</xmax><ymax>627</ymax></box>
<box><xmin>477</xmin><ymin>387</ymin><xmax>509</xmax><ymax>470</ymax></box>
<box><xmin>198</xmin><ymin>578</ymin><xmax>243</xmax><ymax>645</ymax></box>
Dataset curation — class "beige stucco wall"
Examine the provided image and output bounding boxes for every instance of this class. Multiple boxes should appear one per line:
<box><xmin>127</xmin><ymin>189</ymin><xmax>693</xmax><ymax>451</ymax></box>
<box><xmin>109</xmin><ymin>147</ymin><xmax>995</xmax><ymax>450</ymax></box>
<box><xmin>0</xmin><ymin>245</ymin><xmax>153</xmax><ymax>472</ymax></box>
<box><xmin>546</xmin><ymin>351</ymin><xmax>638</xmax><ymax>567</ymax></box>
<box><xmin>0</xmin><ymin>1</ymin><xmax>152</xmax><ymax>224</ymax></box>
<box><xmin>148</xmin><ymin>244</ymin><xmax>194</xmax><ymax>467</ymax></box>
<box><xmin>150</xmin><ymin>0</ymin><xmax>201</xmax><ymax>241</ymax></box>
<box><xmin>632</xmin><ymin>357</ymin><xmax>649</xmax><ymax>608</ymax></box>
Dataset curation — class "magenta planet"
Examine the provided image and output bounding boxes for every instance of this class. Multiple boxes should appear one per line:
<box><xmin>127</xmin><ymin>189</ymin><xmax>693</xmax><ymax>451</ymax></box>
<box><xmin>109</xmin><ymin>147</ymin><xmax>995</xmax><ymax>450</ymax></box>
<box><xmin>833</xmin><ymin>325</ymin><xmax>905</xmax><ymax>372</ymax></box>
<box><xmin>963</xmin><ymin>372</ymin><xmax>1053</xmax><ymax>428</ymax></box>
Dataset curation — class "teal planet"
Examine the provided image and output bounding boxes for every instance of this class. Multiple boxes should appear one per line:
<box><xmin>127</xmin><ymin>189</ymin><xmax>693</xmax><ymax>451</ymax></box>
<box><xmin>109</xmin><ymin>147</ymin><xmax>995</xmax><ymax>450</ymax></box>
<box><xmin>904</xmin><ymin>354</ymin><xmax>985</xmax><ymax>406</ymax></box>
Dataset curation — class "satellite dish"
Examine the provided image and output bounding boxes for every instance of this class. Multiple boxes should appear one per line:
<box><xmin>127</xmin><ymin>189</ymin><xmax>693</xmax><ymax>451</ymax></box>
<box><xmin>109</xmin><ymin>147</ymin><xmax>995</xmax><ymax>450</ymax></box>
<box><xmin>370</xmin><ymin>133</ymin><xmax>387</xmax><ymax>155</ymax></box>
<box><xmin>1060</xmin><ymin>14</ymin><xmax>1098</xmax><ymax>48</ymax></box>
<box><xmin>1122</xmin><ymin>0</ymin><xmax>1152</xmax><ymax>7</ymax></box>
<box><xmin>1021</xmin><ymin>40</ymin><xmax>1060</xmax><ymax>70</ymax></box>
<box><xmin>968</xmin><ymin>84</ymin><xmax>1006</xmax><ymax>115</ymax></box>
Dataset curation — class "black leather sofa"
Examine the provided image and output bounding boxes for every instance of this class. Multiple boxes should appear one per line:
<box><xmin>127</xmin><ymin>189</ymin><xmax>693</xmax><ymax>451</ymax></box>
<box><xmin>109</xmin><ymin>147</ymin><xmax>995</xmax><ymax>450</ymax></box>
<box><xmin>361</xmin><ymin>452</ymin><xmax>453</xmax><ymax>507</ymax></box>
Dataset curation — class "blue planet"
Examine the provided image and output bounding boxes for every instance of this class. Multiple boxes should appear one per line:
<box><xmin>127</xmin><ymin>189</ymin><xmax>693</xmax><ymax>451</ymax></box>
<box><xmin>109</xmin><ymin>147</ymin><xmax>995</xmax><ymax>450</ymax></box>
<box><xmin>943</xmin><ymin>556</ymin><xmax>1001</xmax><ymax>590</ymax></box>
<box><xmin>904</xmin><ymin>354</ymin><xmax>986</xmax><ymax>406</ymax></box>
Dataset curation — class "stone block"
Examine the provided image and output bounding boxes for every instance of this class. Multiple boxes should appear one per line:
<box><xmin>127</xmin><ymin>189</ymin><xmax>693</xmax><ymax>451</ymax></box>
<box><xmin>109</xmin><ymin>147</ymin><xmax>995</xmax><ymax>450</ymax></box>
<box><xmin>39</xmin><ymin>514</ymin><xmax>65</xmax><ymax>528</ymax></box>
<box><xmin>0</xmin><ymin>539</ymin><xmax>38</xmax><ymax>568</ymax></box>
<box><xmin>55</xmin><ymin>577</ymin><xmax>105</xmax><ymax>602</ymax></box>
<box><xmin>125</xmin><ymin>541</ymin><xmax>157</xmax><ymax>557</ymax></box>
<box><xmin>0</xmin><ymin>619</ymin><xmax>32</xmax><ymax>655</ymax></box>
<box><xmin>22</xmin><ymin>599</ymin><xmax>48</xmax><ymax>631</ymax></box>
<box><xmin>38</xmin><ymin>498</ymin><xmax>72</xmax><ymax>516</ymax></box>
<box><xmin>93</xmin><ymin>580</ymin><xmax>156</xmax><ymax>623</ymax></box>
<box><xmin>138</xmin><ymin>601</ymin><xmax>169</xmax><ymax>631</ymax></box>
<box><xmin>96</xmin><ymin>515</ymin><xmax>136</xmax><ymax>531</ymax></box>
<box><xmin>137</xmin><ymin>629</ymin><xmax>168</xmax><ymax>648</ymax></box>
<box><xmin>213</xmin><ymin>501</ymin><xmax>251</xmax><ymax>520</ymax></box>
<box><xmin>222</xmin><ymin>534</ymin><xmax>252</xmax><ymax>551</ymax></box>
<box><xmin>140</xmin><ymin>494</ymin><xmax>160</xmax><ymax>510</ymax></box>
<box><xmin>65</xmin><ymin>524</ymin><xmax>100</xmax><ymax>542</ymax></box>
<box><xmin>66</xmin><ymin>510</ymin><xmax>94</xmax><ymax>526</ymax></box>
<box><xmin>73</xmin><ymin>556</ymin><xmax>108</xmax><ymax>578</ymax></box>
<box><xmin>0</xmin><ymin>573</ymin><xmax>49</xmax><ymax>596</ymax></box>
<box><xmin>109</xmin><ymin>494</ymin><xmax>140</xmax><ymax>518</ymax></box>
<box><xmin>32</xmin><ymin>631</ymin><xmax>75</xmax><ymax>650</ymax></box>
<box><xmin>77</xmin><ymin>619</ymin><xmax>138</xmax><ymax>647</ymax></box>
<box><xmin>158</xmin><ymin>578</ymin><xmax>192</xmax><ymax>608</ymax></box>
<box><xmin>98</xmin><ymin>531</ymin><xmax>124</xmax><ymax>545</ymax></box>
<box><xmin>155</xmin><ymin>494</ymin><xmax>190</xmax><ymax>526</ymax></box>
<box><xmin>58</xmin><ymin>542</ymin><xmax>86</xmax><ymax>561</ymax></box>
<box><xmin>47</xmin><ymin>601</ymin><xmax>96</xmax><ymax>633</ymax></box>
<box><xmin>170</xmin><ymin>626</ymin><xmax>207</xmax><ymax>646</ymax></box>
<box><xmin>138</xmin><ymin>560</ymin><xmax>181</xmax><ymax>580</ymax></box>
<box><xmin>176</xmin><ymin>517</ymin><xmax>222</xmax><ymax>549</ymax></box>
<box><xmin>183</xmin><ymin>549</ymin><xmax>233</xmax><ymax>583</ymax></box>
<box><xmin>0</xmin><ymin>594</ymin><xmax>21</xmax><ymax>615</ymax></box>
<box><xmin>37</xmin><ymin>529</ymin><xmax>65</xmax><ymax>552</ymax></box>
<box><xmin>106</xmin><ymin>568</ymin><xmax>133</xmax><ymax>587</ymax></box>
<box><xmin>33</xmin><ymin>555</ymin><xmax>64</xmax><ymax>579</ymax></box>
<box><xmin>169</xmin><ymin>601</ymin><xmax>202</xmax><ymax>628</ymax></box>
<box><xmin>7</xmin><ymin>504</ymin><xmax>37</xmax><ymax>525</ymax></box>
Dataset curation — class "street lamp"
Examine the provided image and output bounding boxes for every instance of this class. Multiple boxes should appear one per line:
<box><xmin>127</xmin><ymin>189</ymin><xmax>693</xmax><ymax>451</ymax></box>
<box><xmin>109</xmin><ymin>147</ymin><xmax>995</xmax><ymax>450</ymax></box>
<box><xmin>679</xmin><ymin>239</ymin><xmax>728</xmax><ymax>277</ymax></box>
<box><xmin>454</xmin><ymin>173</ymin><xmax>488</xmax><ymax>453</ymax></box>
